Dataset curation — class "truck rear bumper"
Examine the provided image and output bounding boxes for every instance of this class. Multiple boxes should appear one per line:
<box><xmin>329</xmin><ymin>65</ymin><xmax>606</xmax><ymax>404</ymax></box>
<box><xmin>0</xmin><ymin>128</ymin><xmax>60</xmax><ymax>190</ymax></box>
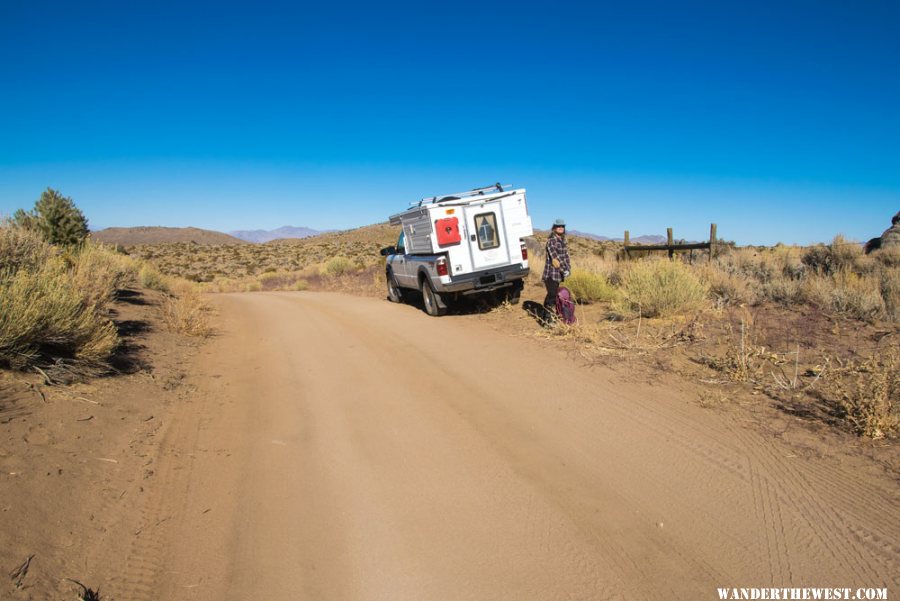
<box><xmin>438</xmin><ymin>265</ymin><xmax>529</xmax><ymax>294</ymax></box>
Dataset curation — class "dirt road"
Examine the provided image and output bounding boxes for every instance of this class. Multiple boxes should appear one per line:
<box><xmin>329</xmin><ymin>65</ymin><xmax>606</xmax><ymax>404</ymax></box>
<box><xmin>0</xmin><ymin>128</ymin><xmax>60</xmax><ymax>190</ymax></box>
<box><xmin>118</xmin><ymin>292</ymin><xmax>897</xmax><ymax>600</ymax></box>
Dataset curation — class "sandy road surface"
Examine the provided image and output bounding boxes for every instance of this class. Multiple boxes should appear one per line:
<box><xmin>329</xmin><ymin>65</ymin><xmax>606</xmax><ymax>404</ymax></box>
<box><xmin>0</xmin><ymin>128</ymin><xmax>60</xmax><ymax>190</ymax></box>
<box><xmin>118</xmin><ymin>292</ymin><xmax>898</xmax><ymax>601</ymax></box>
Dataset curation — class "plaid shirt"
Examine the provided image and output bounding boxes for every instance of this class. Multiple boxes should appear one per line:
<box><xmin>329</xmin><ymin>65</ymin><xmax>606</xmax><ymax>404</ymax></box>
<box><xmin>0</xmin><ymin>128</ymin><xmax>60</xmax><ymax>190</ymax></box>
<box><xmin>542</xmin><ymin>233</ymin><xmax>571</xmax><ymax>282</ymax></box>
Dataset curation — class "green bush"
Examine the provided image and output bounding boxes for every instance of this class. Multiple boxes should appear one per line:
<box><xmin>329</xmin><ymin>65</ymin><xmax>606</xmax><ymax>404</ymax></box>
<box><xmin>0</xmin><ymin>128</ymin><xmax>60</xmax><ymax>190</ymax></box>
<box><xmin>613</xmin><ymin>259</ymin><xmax>709</xmax><ymax>318</ymax></box>
<box><xmin>139</xmin><ymin>263</ymin><xmax>170</xmax><ymax>292</ymax></box>
<box><xmin>565</xmin><ymin>269</ymin><xmax>618</xmax><ymax>304</ymax></box>
<box><xmin>323</xmin><ymin>256</ymin><xmax>354</xmax><ymax>277</ymax></box>
<box><xmin>13</xmin><ymin>188</ymin><xmax>89</xmax><ymax>246</ymax></box>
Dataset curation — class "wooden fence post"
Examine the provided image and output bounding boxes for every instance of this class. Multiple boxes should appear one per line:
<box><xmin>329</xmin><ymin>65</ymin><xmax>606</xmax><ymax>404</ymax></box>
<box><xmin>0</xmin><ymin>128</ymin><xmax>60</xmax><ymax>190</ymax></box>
<box><xmin>710</xmin><ymin>223</ymin><xmax>718</xmax><ymax>262</ymax></box>
<box><xmin>624</xmin><ymin>230</ymin><xmax>630</xmax><ymax>261</ymax></box>
<box><xmin>667</xmin><ymin>228</ymin><xmax>674</xmax><ymax>259</ymax></box>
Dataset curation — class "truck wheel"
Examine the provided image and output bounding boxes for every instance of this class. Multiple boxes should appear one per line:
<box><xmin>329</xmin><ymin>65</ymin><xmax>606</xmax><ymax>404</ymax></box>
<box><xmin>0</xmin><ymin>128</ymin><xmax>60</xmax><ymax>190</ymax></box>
<box><xmin>386</xmin><ymin>271</ymin><xmax>404</xmax><ymax>303</ymax></box>
<box><xmin>505</xmin><ymin>280</ymin><xmax>524</xmax><ymax>305</ymax></box>
<box><xmin>421</xmin><ymin>280</ymin><xmax>448</xmax><ymax>316</ymax></box>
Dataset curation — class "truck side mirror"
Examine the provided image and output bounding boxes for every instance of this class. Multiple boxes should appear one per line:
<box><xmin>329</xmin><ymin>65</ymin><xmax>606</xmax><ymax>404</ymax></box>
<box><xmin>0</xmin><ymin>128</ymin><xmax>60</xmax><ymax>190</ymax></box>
<box><xmin>380</xmin><ymin>246</ymin><xmax>396</xmax><ymax>256</ymax></box>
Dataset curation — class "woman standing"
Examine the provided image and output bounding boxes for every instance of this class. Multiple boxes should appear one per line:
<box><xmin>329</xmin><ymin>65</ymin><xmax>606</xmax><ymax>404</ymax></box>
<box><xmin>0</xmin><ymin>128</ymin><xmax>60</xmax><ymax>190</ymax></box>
<box><xmin>542</xmin><ymin>218</ymin><xmax>571</xmax><ymax>316</ymax></box>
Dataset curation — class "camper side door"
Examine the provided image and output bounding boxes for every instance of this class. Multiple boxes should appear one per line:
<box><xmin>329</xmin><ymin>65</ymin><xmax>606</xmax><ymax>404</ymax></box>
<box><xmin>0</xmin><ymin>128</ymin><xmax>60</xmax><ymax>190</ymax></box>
<box><xmin>464</xmin><ymin>202</ymin><xmax>510</xmax><ymax>270</ymax></box>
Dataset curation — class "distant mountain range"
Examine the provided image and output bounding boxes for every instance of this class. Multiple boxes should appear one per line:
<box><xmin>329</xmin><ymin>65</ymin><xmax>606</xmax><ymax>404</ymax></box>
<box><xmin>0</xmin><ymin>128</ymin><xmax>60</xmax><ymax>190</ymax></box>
<box><xmin>229</xmin><ymin>226</ymin><xmax>325</xmax><ymax>243</ymax></box>
<box><xmin>92</xmin><ymin>226</ymin><xmax>248</xmax><ymax>246</ymax></box>
<box><xmin>567</xmin><ymin>230</ymin><xmax>667</xmax><ymax>244</ymax></box>
<box><xmin>92</xmin><ymin>224</ymin><xmax>662</xmax><ymax>247</ymax></box>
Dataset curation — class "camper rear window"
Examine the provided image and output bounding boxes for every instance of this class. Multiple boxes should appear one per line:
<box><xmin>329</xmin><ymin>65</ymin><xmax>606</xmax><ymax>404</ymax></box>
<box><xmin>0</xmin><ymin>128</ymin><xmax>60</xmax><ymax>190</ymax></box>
<box><xmin>474</xmin><ymin>212</ymin><xmax>499</xmax><ymax>250</ymax></box>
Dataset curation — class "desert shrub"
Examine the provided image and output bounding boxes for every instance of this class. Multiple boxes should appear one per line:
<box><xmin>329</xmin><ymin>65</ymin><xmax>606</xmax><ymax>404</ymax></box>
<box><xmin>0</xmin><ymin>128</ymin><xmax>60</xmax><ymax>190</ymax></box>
<box><xmin>761</xmin><ymin>278</ymin><xmax>802</xmax><ymax>306</ymax></box>
<box><xmin>880</xmin><ymin>268</ymin><xmax>900</xmax><ymax>322</ymax></box>
<box><xmin>323</xmin><ymin>256</ymin><xmax>354</xmax><ymax>277</ymax></box>
<box><xmin>0</xmin><ymin>222</ymin><xmax>54</xmax><ymax>273</ymax></box>
<box><xmin>613</xmin><ymin>259</ymin><xmax>709</xmax><ymax>318</ymax></box>
<box><xmin>874</xmin><ymin>246</ymin><xmax>900</xmax><ymax>268</ymax></box>
<box><xmin>13</xmin><ymin>188</ymin><xmax>89</xmax><ymax>246</ymax></box>
<box><xmin>294</xmin><ymin>279</ymin><xmax>309</xmax><ymax>291</ymax></box>
<box><xmin>801</xmin><ymin>244</ymin><xmax>831</xmax><ymax>274</ymax></box>
<box><xmin>733</xmin><ymin>250</ymin><xmax>779</xmax><ymax>283</ymax></box>
<box><xmin>802</xmin><ymin>235</ymin><xmax>861</xmax><ymax>275</ymax></box>
<box><xmin>802</xmin><ymin>271</ymin><xmax>885</xmax><ymax>321</ymax></box>
<box><xmin>697</xmin><ymin>264</ymin><xmax>759</xmax><ymax>306</ymax></box>
<box><xmin>712</xmin><ymin>248</ymin><xmax>805</xmax><ymax>288</ymax></box>
<box><xmin>772</xmin><ymin>245</ymin><xmax>806</xmax><ymax>279</ymax></box>
<box><xmin>71</xmin><ymin>242</ymin><xmax>137</xmax><ymax>308</ymax></box>
<box><xmin>139</xmin><ymin>263</ymin><xmax>170</xmax><ymax>292</ymax></box>
<box><xmin>834</xmin><ymin>349</ymin><xmax>899</xmax><ymax>439</ymax></box>
<box><xmin>830</xmin><ymin>235</ymin><xmax>863</xmax><ymax>271</ymax></box>
<box><xmin>565</xmin><ymin>269</ymin><xmax>618</xmax><ymax>304</ymax></box>
<box><xmin>257</xmin><ymin>270</ymin><xmax>303</xmax><ymax>291</ymax></box>
<box><xmin>0</xmin><ymin>256</ymin><xmax>118</xmax><ymax>370</ymax></box>
<box><xmin>160</xmin><ymin>290</ymin><xmax>211</xmax><ymax>337</ymax></box>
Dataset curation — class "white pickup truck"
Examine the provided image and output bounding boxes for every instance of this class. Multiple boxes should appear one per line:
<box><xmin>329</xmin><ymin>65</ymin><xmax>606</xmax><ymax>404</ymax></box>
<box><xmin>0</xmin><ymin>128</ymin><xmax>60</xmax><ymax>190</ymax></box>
<box><xmin>380</xmin><ymin>184</ymin><xmax>534</xmax><ymax>316</ymax></box>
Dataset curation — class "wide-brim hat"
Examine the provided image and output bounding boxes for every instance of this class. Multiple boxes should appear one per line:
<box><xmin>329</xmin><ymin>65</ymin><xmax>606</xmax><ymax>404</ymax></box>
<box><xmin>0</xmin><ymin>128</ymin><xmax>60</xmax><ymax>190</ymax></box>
<box><xmin>553</xmin><ymin>219</ymin><xmax>566</xmax><ymax>227</ymax></box>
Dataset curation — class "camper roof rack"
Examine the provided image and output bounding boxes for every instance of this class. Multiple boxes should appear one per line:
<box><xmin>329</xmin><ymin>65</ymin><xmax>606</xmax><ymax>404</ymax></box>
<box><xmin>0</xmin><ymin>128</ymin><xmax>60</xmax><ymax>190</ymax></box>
<box><xmin>414</xmin><ymin>182</ymin><xmax>513</xmax><ymax>207</ymax></box>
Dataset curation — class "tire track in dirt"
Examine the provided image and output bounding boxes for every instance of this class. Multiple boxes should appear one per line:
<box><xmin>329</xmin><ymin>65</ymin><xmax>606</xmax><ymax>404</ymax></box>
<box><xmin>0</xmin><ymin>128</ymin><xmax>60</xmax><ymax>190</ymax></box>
<box><xmin>131</xmin><ymin>292</ymin><xmax>897</xmax><ymax>600</ymax></box>
<box><xmin>726</xmin><ymin>421</ymin><xmax>899</xmax><ymax>589</ymax></box>
<box><xmin>112</xmin><ymin>386</ymin><xmax>204</xmax><ymax>601</ymax></box>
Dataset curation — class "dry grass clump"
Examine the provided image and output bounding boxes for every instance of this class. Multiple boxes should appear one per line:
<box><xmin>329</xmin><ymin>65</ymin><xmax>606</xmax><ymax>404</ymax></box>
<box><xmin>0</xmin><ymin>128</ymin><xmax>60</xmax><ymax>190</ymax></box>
<box><xmin>874</xmin><ymin>246</ymin><xmax>900</xmax><ymax>268</ymax></box>
<box><xmin>139</xmin><ymin>263</ymin><xmax>211</xmax><ymax>335</ymax></box>
<box><xmin>258</xmin><ymin>270</ymin><xmax>306</xmax><ymax>291</ymax></box>
<box><xmin>881</xmin><ymin>268</ymin><xmax>900</xmax><ymax>322</ymax></box>
<box><xmin>0</xmin><ymin>248</ymin><xmax>119</xmax><ymax>372</ymax></box>
<box><xmin>0</xmin><ymin>222</ymin><xmax>53</xmax><ymax>272</ymax></box>
<box><xmin>696</xmin><ymin>264</ymin><xmax>760</xmax><ymax>307</ymax></box>
<box><xmin>701</xmin><ymin>239</ymin><xmax>897</xmax><ymax>323</ymax></box>
<box><xmin>139</xmin><ymin>262</ymin><xmax>170</xmax><ymax>292</ymax></box>
<box><xmin>801</xmin><ymin>235</ymin><xmax>863</xmax><ymax>275</ymax></box>
<box><xmin>802</xmin><ymin>270</ymin><xmax>885</xmax><ymax>321</ymax></box>
<box><xmin>159</xmin><ymin>288</ymin><xmax>212</xmax><ymax>337</ymax></box>
<box><xmin>71</xmin><ymin>243</ymin><xmax>138</xmax><ymax>308</ymax></box>
<box><xmin>612</xmin><ymin>258</ymin><xmax>709</xmax><ymax>318</ymax></box>
<box><xmin>708</xmin><ymin>246</ymin><xmax>805</xmax><ymax>306</ymax></box>
<box><xmin>832</xmin><ymin>349</ymin><xmax>899</xmax><ymax>439</ymax></box>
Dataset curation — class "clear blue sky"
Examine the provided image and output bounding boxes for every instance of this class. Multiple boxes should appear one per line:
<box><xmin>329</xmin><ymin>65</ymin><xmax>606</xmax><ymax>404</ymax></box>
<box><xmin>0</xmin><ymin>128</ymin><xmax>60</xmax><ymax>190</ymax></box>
<box><xmin>1</xmin><ymin>0</ymin><xmax>897</xmax><ymax>245</ymax></box>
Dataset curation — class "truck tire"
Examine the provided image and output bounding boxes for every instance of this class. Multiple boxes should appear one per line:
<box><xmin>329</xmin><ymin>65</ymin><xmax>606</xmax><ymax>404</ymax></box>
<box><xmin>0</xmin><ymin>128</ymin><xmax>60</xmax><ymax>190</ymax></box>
<box><xmin>421</xmin><ymin>279</ymin><xmax>448</xmax><ymax>316</ymax></box>
<box><xmin>505</xmin><ymin>280</ymin><xmax>524</xmax><ymax>305</ymax></box>
<box><xmin>386</xmin><ymin>270</ymin><xmax>404</xmax><ymax>303</ymax></box>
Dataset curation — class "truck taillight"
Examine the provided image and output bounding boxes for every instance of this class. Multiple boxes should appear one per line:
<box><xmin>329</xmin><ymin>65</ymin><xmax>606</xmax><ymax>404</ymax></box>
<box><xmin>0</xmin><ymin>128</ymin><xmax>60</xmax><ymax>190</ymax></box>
<box><xmin>520</xmin><ymin>241</ymin><xmax>528</xmax><ymax>260</ymax></box>
<box><xmin>436</xmin><ymin>258</ymin><xmax>449</xmax><ymax>276</ymax></box>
